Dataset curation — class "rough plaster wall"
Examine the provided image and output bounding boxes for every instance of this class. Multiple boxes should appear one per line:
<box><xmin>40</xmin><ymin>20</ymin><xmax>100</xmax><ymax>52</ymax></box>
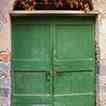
<box><xmin>0</xmin><ymin>0</ymin><xmax>14</xmax><ymax>106</ymax></box>
<box><xmin>0</xmin><ymin>0</ymin><xmax>106</xmax><ymax>106</ymax></box>
<box><xmin>93</xmin><ymin>0</ymin><xmax>106</xmax><ymax>106</ymax></box>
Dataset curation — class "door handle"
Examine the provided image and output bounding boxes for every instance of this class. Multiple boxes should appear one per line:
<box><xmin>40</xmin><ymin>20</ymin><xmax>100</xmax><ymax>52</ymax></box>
<box><xmin>54</xmin><ymin>69</ymin><xmax>57</xmax><ymax>76</ymax></box>
<box><xmin>54</xmin><ymin>68</ymin><xmax>60</xmax><ymax>76</ymax></box>
<box><xmin>46</xmin><ymin>71</ymin><xmax>50</xmax><ymax>81</ymax></box>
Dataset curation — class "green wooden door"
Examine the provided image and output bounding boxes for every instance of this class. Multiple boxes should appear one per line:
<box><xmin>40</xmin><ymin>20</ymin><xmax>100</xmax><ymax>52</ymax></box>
<box><xmin>12</xmin><ymin>17</ymin><xmax>53</xmax><ymax>106</ymax></box>
<box><xmin>53</xmin><ymin>17</ymin><xmax>96</xmax><ymax>106</ymax></box>
<box><xmin>11</xmin><ymin>16</ymin><xmax>96</xmax><ymax>106</ymax></box>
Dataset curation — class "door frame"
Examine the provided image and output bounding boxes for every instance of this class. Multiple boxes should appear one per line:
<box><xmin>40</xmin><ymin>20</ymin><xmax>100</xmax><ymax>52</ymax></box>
<box><xmin>10</xmin><ymin>11</ymin><xmax>98</xmax><ymax>106</ymax></box>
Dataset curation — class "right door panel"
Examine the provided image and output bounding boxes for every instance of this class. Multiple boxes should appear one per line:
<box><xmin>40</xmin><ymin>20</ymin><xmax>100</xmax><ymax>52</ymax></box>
<box><xmin>53</xmin><ymin>22</ymin><xmax>95</xmax><ymax>106</ymax></box>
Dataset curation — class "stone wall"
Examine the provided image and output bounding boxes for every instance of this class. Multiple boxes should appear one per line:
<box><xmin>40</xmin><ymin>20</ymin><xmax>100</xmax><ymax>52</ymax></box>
<box><xmin>0</xmin><ymin>0</ymin><xmax>106</xmax><ymax>106</ymax></box>
<box><xmin>94</xmin><ymin>0</ymin><xmax>106</xmax><ymax>106</ymax></box>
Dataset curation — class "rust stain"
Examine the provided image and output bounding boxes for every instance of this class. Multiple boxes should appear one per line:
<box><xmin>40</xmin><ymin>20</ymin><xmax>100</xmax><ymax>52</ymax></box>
<box><xmin>0</xmin><ymin>49</ymin><xmax>10</xmax><ymax>63</ymax></box>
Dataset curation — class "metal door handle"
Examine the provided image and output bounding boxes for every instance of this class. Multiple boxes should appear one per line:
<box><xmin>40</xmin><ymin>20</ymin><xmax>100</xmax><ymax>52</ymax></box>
<box><xmin>46</xmin><ymin>72</ymin><xmax>50</xmax><ymax>81</ymax></box>
<box><xmin>54</xmin><ymin>69</ymin><xmax>57</xmax><ymax>76</ymax></box>
<box><xmin>54</xmin><ymin>68</ymin><xmax>60</xmax><ymax>76</ymax></box>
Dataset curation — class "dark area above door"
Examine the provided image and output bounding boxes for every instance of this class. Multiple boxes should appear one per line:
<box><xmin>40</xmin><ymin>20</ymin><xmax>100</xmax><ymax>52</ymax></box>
<box><xmin>13</xmin><ymin>0</ymin><xmax>93</xmax><ymax>12</ymax></box>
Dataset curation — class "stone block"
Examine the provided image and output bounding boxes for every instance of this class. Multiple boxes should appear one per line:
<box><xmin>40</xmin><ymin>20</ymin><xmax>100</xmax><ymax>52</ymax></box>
<box><xmin>100</xmin><ymin>93</ymin><xmax>106</xmax><ymax>106</ymax></box>
<box><xmin>99</xmin><ymin>76</ymin><xmax>106</xmax><ymax>93</ymax></box>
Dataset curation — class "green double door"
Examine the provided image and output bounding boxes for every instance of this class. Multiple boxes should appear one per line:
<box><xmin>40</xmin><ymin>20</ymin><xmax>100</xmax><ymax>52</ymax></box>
<box><xmin>12</xmin><ymin>16</ymin><xmax>96</xmax><ymax>106</ymax></box>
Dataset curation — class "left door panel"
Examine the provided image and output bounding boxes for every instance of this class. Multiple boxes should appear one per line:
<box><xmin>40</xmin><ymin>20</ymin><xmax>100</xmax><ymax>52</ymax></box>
<box><xmin>12</xmin><ymin>18</ymin><xmax>52</xmax><ymax>106</ymax></box>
